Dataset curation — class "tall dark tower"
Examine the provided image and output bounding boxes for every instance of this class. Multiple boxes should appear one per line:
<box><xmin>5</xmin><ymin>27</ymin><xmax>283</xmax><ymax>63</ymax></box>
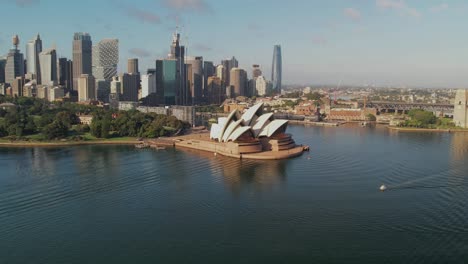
<box><xmin>5</xmin><ymin>35</ymin><xmax>25</xmax><ymax>85</ymax></box>
<box><xmin>271</xmin><ymin>45</ymin><xmax>282</xmax><ymax>94</ymax></box>
<box><xmin>72</xmin><ymin>32</ymin><xmax>92</xmax><ymax>90</ymax></box>
<box><xmin>168</xmin><ymin>30</ymin><xmax>188</xmax><ymax>105</ymax></box>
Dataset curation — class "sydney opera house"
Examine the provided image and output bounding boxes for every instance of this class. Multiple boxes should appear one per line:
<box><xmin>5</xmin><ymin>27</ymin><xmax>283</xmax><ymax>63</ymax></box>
<box><xmin>175</xmin><ymin>103</ymin><xmax>305</xmax><ymax>160</ymax></box>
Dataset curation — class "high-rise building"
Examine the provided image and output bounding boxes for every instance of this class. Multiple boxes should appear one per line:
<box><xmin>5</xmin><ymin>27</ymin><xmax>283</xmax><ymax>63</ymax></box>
<box><xmin>119</xmin><ymin>73</ymin><xmax>139</xmax><ymax>102</ymax></box>
<box><xmin>39</xmin><ymin>48</ymin><xmax>57</xmax><ymax>85</ymax></box>
<box><xmin>454</xmin><ymin>89</ymin><xmax>468</xmax><ymax>128</ymax></box>
<box><xmin>78</xmin><ymin>74</ymin><xmax>95</xmax><ymax>102</ymax></box>
<box><xmin>271</xmin><ymin>45</ymin><xmax>282</xmax><ymax>94</ymax></box>
<box><xmin>216</xmin><ymin>65</ymin><xmax>225</xmax><ymax>82</ymax></box>
<box><xmin>141</xmin><ymin>73</ymin><xmax>156</xmax><ymax>98</ymax></box>
<box><xmin>229</xmin><ymin>68</ymin><xmax>247</xmax><ymax>97</ymax></box>
<box><xmin>203</xmin><ymin>61</ymin><xmax>215</xmax><ymax>97</ymax></box>
<box><xmin>58</xmin><ymin>58</ymin><xmax>73</xmax><ymax>90</ymax></box>
<box><xmin>156</xmin><ymin>59</ymin><xmax>177</xmax><ymax>105</ymax></box>
<box><xmin>73</xmin><ymin>32</ymin><xmax>92</xmax><ymax>90</ymax></box>
<box><xmin>252</xmin><ymin>64</ymin><xmax>262</xmax><ymax>79</ymax></box>
<box><xmin>96</xmin><ymin>80</ymin><xmax>110</xmax><ymax>103</ymax></box>
<box><xmin>12</xmin><ymin>77</ymin><xmax>25</xmax><ymax>97</ymax></box>
<box><xmin>167</xmin><ymin>31</ymin><xmax>188</xmax><ymax>105</ymax></box>
<box><xmin>221</xmin><ymin>56</ymin><xmax>238</xmax><ymax>89</ymax></box>
<box><xmin>127</xmin><ymin>58</ymin><xmax>139</xmax><ymax>74</ymax></box>
<box><xmin>206</xmin><ymin>76</ymin><xmax>225</xmax><ymax>105</ymax></box>
<box><xmin>0</xmin><ymin>58</ymin><xmax>6</xmax><ymax>84</ymax></box>
<box><xmin>5</xmin><ymin>35</ymin><xmax>25</xmax><ymax>85</ymax></box>
<box><xmin>26</xmin><ymin>34</ymin><xmax>42</xmax><ymax>84</ymax></box>
<box><xmin>92</xmin><ymin>39</ymin><xmax>119</xmax><ymax>81</ymax></box>
<box><xmin>255</xmin><ymin>76</ymin><xmax>271</xmax><ymax>97</ymax></box>
<box><xmin>109</xmin><ymin>76</ymin><xmax>122</xmax><ymax>108</ymax></box>
<box><xmin>186</xmin><ymin>56</ymin><xmax>203</xmax><ymax>105</ymax></box>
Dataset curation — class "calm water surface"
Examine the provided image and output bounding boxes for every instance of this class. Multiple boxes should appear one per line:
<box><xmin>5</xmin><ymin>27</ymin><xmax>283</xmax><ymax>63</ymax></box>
<box><xmin>1</xmin><ymin>125</ymin><xmax>468</xmax><ymax>263</ymax></box>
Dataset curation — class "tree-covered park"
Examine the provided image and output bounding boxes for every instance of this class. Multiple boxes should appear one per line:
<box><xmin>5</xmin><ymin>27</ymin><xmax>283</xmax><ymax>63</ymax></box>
<box><xmin>0</xmin><ymin>96</ymin><xmax>189</xmax><ymax>141</ymax></box>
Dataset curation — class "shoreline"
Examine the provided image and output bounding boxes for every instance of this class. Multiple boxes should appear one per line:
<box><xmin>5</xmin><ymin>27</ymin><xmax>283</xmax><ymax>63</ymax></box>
<box><xmin>388</xmin><ymin>126</ymin><xmax>468</xmax><ymax>133</ymax></box>
<box><xmin>0</xmin><ymin>139</ymin><xmax>140</xmax><ymax>148</ymax></box>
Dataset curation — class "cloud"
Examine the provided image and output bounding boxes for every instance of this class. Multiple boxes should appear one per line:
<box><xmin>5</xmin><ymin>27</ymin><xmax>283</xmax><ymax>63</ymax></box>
<box><xmin>123</xmin><ymin>7</ymin><xmax>161</xmax><ymax>24</ymax></box>
<box><xmin>129</xmin><ymin>48</ymin><xmax>152</xmax><ymax>58</ymax></box>
<box><xmin>15</xmin><ymin>0</ymin><xmax>39</xmax><ymax>7</ymax></box>
<box><xmin>430</xmin><ymin>3</ymin><xmax>449</xmax><ymax>12</ymax></box>
<box><xmin>344</xmin><ymin>8</ymin><xmax>362</xmax><ymax>22</ymax></box>
<box><xmin>191</xmin><ymin>43</ymin><xmax>212</xmax><ymax>52</ymax></box>
<box><xmin>161</xmin><ymin>0</ymin><xmax>213</xmax><ymax>14</ymax></box>
<box><xmin>376</xmin><ymin>0</ymin><xmax>421</xmax><ymax>18</ymax></box>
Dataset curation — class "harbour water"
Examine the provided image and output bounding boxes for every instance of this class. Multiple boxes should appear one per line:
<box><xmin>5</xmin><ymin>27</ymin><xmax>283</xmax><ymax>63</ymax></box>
<box><xmin>1</xmin><ymin>125</ymin><xmax>468</xmax><ymax>263</ymax></box>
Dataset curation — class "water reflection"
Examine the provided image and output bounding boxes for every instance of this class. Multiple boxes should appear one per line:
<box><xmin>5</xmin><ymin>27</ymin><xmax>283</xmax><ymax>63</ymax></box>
<box><xmin>218</xmin><ymin>158</ymin><xmax>288</xmax><ymax>195</ymax></box>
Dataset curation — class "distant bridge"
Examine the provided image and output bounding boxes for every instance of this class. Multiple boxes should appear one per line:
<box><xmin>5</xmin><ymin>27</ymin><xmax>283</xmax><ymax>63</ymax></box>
<box><xmin>358</xmin><ymin>101</ymin><xmax>454</xmax><ymax>115</ymax></box>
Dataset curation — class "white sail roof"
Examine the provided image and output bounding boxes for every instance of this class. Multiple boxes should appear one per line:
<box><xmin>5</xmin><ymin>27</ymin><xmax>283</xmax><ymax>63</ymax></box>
<box><xmin>227</xmin><ymin>126</ymin><xmax>254</xmax><ymax>142</ymax></box>
<box><xmin>240</xmin><ymin>103</ymin><xmax>263</xmax><ymax>126</ymax></box>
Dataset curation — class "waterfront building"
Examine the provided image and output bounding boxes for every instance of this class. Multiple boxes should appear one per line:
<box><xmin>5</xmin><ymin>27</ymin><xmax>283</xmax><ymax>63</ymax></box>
<box><xmin>57</xmin><ymin>58</ymin><xmax>73</xmax><ymax>90</ymax></box>
<box><xmin>26</xmin><ymin>34</ymin><xmax>42</xmax><ymax>84</ymax></box>
<box><xmin>5</xmin><ymin>35</ymin><xmax>25</xmax><ymax>85</ymax></box>
<box><xmin>186</xmin><ymin>56</ymin><xmax>203</xmax><ymax>105</ymax></box>
<box><xmin>23</xmin><ymin>81</ymin><xmax>37</xmax><ymax>97</ymax></box>
<box><xmin>252</xmin><ymin>64</ymin><xmax>262</xmax><ymax>79</ymax></box>
<box><xmin>141</xmin><ymin>73</ymin><xmax>156</xmax><ymax>98</ymax></box>
<box><xmin>72</xmin><ymin>32</ymin><xmax>92</xmax><ymax>90</ymax></box>
<box><xmin>78</xmin><ymin>74</ymin><xmax>95</xmax><ymax>102</ymax></box>
<box><xmin>328</xmin><ymin>108</ymin><xmax>377</xmax><ymax>121</ymax></box>
<box><xmin>230</xmin><ymin>68</ymin><xmax>247</xmax><ymax>97</ymax></box>
<box><xmin>39</xmin><ymin>48</ymin><xmax>57</xmax><ymax>85</ymax></box>
<box><xmin>271</xmin><ymin>45</ymin><xmax>282</xmax><ymax>94</ymax></box>
<box><xmin>454</xmin><ymin>89</ymin><xmax>468</xmax><ymax>128</ymax></box>
<box><xmin>92</xmin><ymin>39</ymin><xmax>119</xmax><ymax>81</ymax></box>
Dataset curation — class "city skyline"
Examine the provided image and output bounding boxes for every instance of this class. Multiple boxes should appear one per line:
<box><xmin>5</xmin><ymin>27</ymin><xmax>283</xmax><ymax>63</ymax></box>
<box><xmin>1</xmin><ymin>0</ymin><xmax>468</xmax><ymax>87</ymax></box>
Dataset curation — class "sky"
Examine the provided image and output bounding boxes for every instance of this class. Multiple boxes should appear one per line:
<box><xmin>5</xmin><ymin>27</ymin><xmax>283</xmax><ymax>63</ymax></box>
<box><xmin>0</xmin><ymin>0</ymin><xmax>467</xmax><ymax>88</ymax></box>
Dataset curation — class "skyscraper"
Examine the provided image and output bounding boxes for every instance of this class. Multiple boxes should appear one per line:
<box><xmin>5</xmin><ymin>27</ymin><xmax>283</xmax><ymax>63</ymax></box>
<box><xmin>454</xmin><ymin>89</ymin><xmax>468</xmax><ymax>128</ymax></box>
<box><xmin>57</xmin><ymin>58</ymin><xmax>73</xmax><ymax>90</ymax></box>
<box><xmin>252</xmin><ymin>64</ymin><xmax>262</xmax><ymax>79</ymax></box>
<box><xmin>156</xmin><ymin>59</ymin><xmax>177</xmax><ymax>105</ymax></box>
<box><xmin>186</xmin><ymin>56</ymin><xmax>203</xmax><ymax>105</ymax></box>
<box><xmin>78</xmin><ymin>74</ymin><xmax>95</xmax><ymax>102</ymax></box>
<box><xmin>230</xmin><ymin>68</ymin><xmax>247</xmax><ymax>97</ymax></box>
<box><xmin>39</xmin><ymin>48</ymin><xmax>57</xmax><ymax>85</ymax></box>
<box><xmin>168</xmin><ymin>31</ymin><xmax>188</xmax><ymax>105</ymax></box>
<box><xmin>127</xmin><ymin>58</ymin><xmax>139</xmax><ymax>74</ymax></box>
<box><xmin>221</xmin><ymin>56</ymin><xmax>239</xmax><ymax>89</ymax></box>
<box><xmin>5</xmin><ymin>35</ymin><xmax>25</xmax><ymax>85</ymax></box>
<box><xmin>141</xmin><ymin>73</ymin><xmax>156</xmax><ymax>98</ymax></box>
<box><xmin>0</xmin><ymin>58</ymin><xmax>6</xmax><ymax>84</ymax></box>
<box><xmin>203</xmin><ymin>61</ymin><xmax>215</xmax><ymax>98</ymax></box>
<box><xmin>92</xmin><ymin>39</ymin><xmax>119</xmax><ymax>81</ymax></box>
<box><xmin>119</xmin><ymin>73</ymin><xmax>139</xmax><ymax>102</ymax></box>
<box><xmin>255</xmin><ymin>76</ymin><xmax>271</xmax><ymax>97</ymax></box>
<box><xmin>271</xmin><ymin>45</ymin><xmax>282</xmax><ymax>94</ymax></box>
<box><xmin>206</xmin><ymin>76</ymin><xmax>224</xmax><ymax>105</ymax></box>
<box><xmin>26</xmin><ymin>34</ymin><xmax>42</xmax><ymax>83</ymax></box>
<box><xmin>73</xmin><ymin>32</ymin><xmax>92</xmax><ymax>90</ymax></box>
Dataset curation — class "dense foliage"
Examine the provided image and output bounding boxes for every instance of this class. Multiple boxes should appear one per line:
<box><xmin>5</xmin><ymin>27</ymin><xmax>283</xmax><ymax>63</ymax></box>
<box><xmin>0</xmin><ymin>95</ymin><xmax>189</xmax><ymax>141</ymax></box>
<box><xmin>399</xmin><ymin>109</ymin><xmax>455</xmax><ymax>129</ymax></box>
